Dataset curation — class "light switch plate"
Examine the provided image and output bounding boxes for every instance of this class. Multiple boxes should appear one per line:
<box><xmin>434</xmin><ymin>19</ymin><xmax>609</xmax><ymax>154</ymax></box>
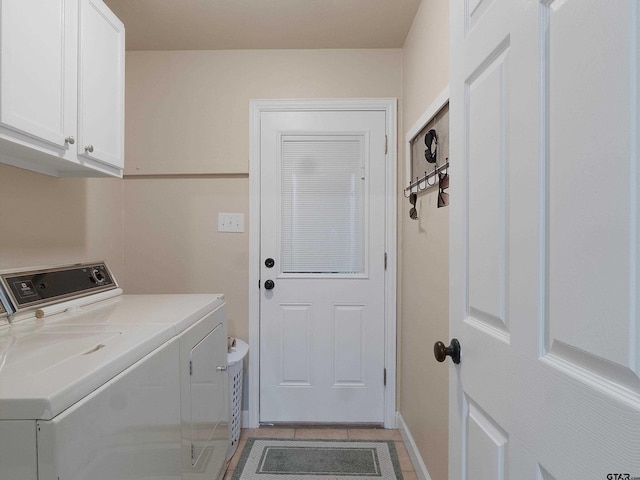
<box><xmin>218</xmin><ymin>213</ymin><xmax>244</xmax><ymax>232</ymax></box>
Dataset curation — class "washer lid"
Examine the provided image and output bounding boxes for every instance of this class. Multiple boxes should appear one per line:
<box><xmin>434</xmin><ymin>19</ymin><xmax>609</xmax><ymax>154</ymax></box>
<box><xmin>0</xmin><ymin>291</ymin><xmax>225</xmax><ymax>420</ymax></box>
<box><xmin>0</xmin><ymin>322</ymin><xmax>174</xmax><ymax>420</ymax></box>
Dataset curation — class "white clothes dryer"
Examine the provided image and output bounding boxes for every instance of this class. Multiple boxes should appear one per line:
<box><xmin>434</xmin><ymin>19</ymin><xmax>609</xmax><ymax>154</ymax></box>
<box><xmin>0</xmin><ymin>262</ymin><xmax>229</xmax><ymax>480</ymax></box>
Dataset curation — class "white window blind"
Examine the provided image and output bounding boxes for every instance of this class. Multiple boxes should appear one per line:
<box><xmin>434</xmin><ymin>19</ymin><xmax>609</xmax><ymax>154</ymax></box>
<box><xmin>281</xmin><ymin>136</ymin><xmax>365</xmax><ymax>274</ymax></box>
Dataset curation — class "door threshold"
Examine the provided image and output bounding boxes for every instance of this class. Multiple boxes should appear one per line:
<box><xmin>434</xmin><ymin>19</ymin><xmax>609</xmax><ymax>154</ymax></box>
<box><xmin>258</xmin><ymin>422</ymin><xmax>384</xmax><ymax>429</ymax></box>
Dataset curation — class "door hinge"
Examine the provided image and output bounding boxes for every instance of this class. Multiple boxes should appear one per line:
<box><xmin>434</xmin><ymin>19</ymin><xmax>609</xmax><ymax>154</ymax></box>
<box><xmin>384</xmin><ymin>135</ymin><xmax>388</xmax><ymax>155</ymax></box>
<box><xmin>259</xmin><ymin>280</ymin><xmax>261</xmax><ymax>289</ymax></box>
<box><xmin>189</xmin><ymin>360</ymin><xmax>193</xmax><ymax>376</ymax></box>
<box><xmin>191</xmin><ymin>443</ymin><xmax>195</xmax><ymax>460</ymax></box>
<box><xmin>384</xmin><ymin>252</ymin><xmax>387</xmax><ymax>270</ymax></box>
<box><xmin>383</xmin><ymin>368</ymin><xmax>387</xmax><ymax>386</ymax></box>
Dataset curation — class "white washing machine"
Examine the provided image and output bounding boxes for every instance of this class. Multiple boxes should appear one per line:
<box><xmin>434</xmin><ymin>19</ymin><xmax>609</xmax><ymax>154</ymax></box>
<box><xmin>0</xmin><ymin>262</ymin><xmax>229</xmax><ymax>480</ymax></box>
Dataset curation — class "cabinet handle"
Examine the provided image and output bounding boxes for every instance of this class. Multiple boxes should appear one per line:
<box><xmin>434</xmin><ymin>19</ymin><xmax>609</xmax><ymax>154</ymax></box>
<box><xmin>84</xmin><ymin>145</ymin><xmax>94</xmax><ymax>153</ymax></box>
<box><xmin>65</xmin><ymin>136</ymin><xmax>75</xmax><ymax>145</ymax></box>
<box><xmin>216</xmin><ymin>366</ymin><xmax>228</xmax><ymax>372</ymax></box>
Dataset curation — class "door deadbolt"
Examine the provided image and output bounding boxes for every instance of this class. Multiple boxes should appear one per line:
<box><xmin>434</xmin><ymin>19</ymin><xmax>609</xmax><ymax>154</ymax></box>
<box><xmin>265</xmin><ymin>258</ymin><xmax>275</xmax><ymax>268</ymax></box>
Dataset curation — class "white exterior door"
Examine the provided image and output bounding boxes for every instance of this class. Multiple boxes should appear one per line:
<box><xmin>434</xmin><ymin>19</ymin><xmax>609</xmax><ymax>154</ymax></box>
<box><xmin>449</xmin><ymin>0</ymin><xmax>640</xmax><ymax>478</ymax></box>
<box><xmin>259</xmin><ymin>107</ymin><xmax>388</xmax><ymax>424</ymax></box>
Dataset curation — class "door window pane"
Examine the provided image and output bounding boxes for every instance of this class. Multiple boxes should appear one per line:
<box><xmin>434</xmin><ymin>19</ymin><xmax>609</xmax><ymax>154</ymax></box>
<box><xmin>281</xmin><ymin>136</ymin><xmax>365</xmax><ymax>274</ymax></box>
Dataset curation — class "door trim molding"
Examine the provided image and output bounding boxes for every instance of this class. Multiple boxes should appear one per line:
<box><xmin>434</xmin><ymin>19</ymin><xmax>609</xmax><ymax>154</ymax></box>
<box><xmin>248</xmin><ymin>98</ymin><xmax>397</xmax><ymax>428</ymax></box>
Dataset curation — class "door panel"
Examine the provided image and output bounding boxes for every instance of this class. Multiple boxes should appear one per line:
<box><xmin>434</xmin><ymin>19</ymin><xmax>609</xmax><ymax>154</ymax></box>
<box><xmin>333</xmin><ymin>305</ymin><xmax>367</xmax><ymax>386</ymax></box>
<box><xmin>450</xmin><ymin>0</ymin><xmax>640</xmax><ymax>478</ymax></box>
<box><xmin>546</xmin><ymin>0</ymin><xmax>637</xmax><ymax>376</ymax></box>
<box><xmin>279</xmin><ymin>304</ymin><xmax>312</xmax><ymax>385</ymax></box>
<box><xmin>260</xmin><ymin>110</ymin><xmax>386</xmax><ymax>424</ymax></box>
<box><xmin>466</xmin><ymin>402</ymin><xmax>508</xmax><ymax>480</ymax></box>
<box><xmin>467</xmin><ymin>41</ymin><xmax>509</xmax><ymax>338</ymax></box>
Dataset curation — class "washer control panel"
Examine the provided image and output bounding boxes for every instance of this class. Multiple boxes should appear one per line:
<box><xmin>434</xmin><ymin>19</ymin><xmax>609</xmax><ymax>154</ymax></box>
<box><xmin>0</xmin><ymin>262</ymin><xmax>117</xmax><ymax>313</ymax></box>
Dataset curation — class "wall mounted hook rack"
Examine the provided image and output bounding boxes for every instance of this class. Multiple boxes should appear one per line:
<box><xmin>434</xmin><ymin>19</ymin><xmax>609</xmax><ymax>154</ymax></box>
<box><xmin>403</xmin><ymin>160</ymin><xmax>449</xmax><ymax>198</ymax></box>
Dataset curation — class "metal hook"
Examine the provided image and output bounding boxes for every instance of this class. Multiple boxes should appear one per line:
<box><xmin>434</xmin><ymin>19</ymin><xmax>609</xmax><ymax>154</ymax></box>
<box><xmin>426</xmin><ymin>169</ymin><xmax>437</xmax><ymax>187</ymax></box>
<box><xmin>406</xmin><ymin>157</ymin><xmax>450</xmax><ymax>196</ymax></box>
<box><xmin>422</xmin><ymin>174</ymin><xmax>431</xmax><ymax>191</ymax></box>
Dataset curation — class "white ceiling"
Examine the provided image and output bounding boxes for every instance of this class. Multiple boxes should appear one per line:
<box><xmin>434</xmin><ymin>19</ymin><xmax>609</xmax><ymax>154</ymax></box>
<box><xmin>103</xmin><ymin>0</ymin><xmax>422</xmax><ymax>51</ymax></box>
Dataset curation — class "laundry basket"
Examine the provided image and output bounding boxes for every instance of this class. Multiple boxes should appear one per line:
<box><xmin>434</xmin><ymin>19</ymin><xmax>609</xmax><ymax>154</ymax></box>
<box><xmin>226</xmin><ymin>338</ymin><xmax>249</xmax><ymax>461</ymax></box>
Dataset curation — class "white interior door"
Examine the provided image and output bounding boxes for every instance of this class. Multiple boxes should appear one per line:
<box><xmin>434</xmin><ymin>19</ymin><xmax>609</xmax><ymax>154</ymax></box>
<box><xmin>259</xmin><ymin>108</ymin><xmax>387</xmax><ymax>424</ymax></box>
<box><xmin>449</xmin><ymin>0</ymin><xmax>639</xmax><ymax>478</ymax></box>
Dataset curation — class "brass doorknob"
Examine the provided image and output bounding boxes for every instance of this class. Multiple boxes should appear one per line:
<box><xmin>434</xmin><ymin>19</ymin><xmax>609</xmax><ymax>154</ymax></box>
<box><xmin>434</xmin><ymin>338</ymin><xmax>461</xmax><ymax>364</ymax></box>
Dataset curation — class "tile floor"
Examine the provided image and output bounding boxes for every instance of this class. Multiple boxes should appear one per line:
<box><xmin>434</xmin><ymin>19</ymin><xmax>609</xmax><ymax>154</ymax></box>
<box><xmin>223</xmin><ymin>428</ymin><xmax>417</xmax><ymax>480</ymax></box>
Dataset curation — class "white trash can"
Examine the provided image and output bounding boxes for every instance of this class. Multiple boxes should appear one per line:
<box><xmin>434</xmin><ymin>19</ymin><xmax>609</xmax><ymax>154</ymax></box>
<box><xmin>226</xmin><ymin>339</ymin><xmax>249</xmax><ymax>461</ymax></box>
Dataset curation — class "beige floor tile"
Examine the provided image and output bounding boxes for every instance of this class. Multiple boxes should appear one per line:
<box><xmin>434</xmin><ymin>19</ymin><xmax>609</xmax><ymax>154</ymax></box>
<box><xmin>394</xmin><ymin>442</ymin><xmax>414</xmax><ymax>471</ymax></box>
<box><xmin>294</xmin><ymin>428</ymin><xmax>349</xmax><ymax>440</ymax></box>
<box><xmin>240</xmin><ymin>428</ymin><xmax>296</xmax><ymax>439</ymax></box>
<box><xmin>228</xmin><ymin>439</ymin><xmax>247</xmax><ymax>469</ymax></box>
<box><xmin>400</xmin><ymin>470</ymin><xmax>419</xmax><ymax>480</ymax></box>
<box><xmin>347</xmin><ymin>428</ymin><xmax>402</xmax><ymax>441</ymax></box>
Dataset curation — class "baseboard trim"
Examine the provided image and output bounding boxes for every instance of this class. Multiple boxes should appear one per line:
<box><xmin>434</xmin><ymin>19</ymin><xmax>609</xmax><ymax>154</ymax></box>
<box><xmin>242</xmin><ymin>410</ymin><xmax>250</xmax><ymax>428</ymax></box>
<box><xmin>396</xmin><ymin>412</ymin><xmax>433</xmax><ymax>480</ymax></box>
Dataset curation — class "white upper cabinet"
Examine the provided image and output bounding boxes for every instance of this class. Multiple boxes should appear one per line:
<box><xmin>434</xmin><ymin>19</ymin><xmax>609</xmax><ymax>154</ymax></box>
<box><xmin>0</xmin><ymin>0</ymin><xmax>124</xmax><ymax>177</ymax></box>
<box><xmin>77</xmin><ymin>0</ymin><xmax>124</xmax><ymax>170</ymax></box>
<box><xmin>0</xmin><ymin>0</ymin><xmax>71</xmax><ymax>149</ymax></box>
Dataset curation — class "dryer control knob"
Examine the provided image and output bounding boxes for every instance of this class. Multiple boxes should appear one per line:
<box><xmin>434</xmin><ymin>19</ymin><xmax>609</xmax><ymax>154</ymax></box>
<box><xmin>90</xmin><ymin>269</ymin><xmax>105</xmax><ymax>284</ymax></box>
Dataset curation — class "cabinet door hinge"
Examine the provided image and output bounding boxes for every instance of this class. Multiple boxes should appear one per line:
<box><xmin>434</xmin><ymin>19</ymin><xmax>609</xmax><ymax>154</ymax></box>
<box><xmin>383</xmin><ymin>368</ymin><xmax>387</xmax><ymax>386</ymax></box>
<box><xmin>384</xmin><ymin>135</ymin><xmax>388</xmax><ymax>154</ymax></box>
<box><xmin>384</xmin><ymin>252</ymin><xmax>387</xmax><ymax>270</ymax></box>
<box><xmin>191</xmin><ymin>443</ymin><xmax>195</xmax><ymax>460</ymax></box>
<box><xmin>189</xmin><ymin>360</ymin><xmax>193</xmax><ymax>376</ymax></box>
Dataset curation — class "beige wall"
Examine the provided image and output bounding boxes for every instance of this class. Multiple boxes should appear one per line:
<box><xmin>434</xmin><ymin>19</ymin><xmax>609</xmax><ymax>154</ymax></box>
<box><xmin>125</xmin><ymin>49</ymin><xmax>403</xmax><ymax>175</ymax></box>
<box><xmin>0</xmin><ymin>164</ymin><xmax>124</xmax><ymax>283</ymax></box>
<box><xmin>399</xmin><ymin>1</ymin><xmax>450</xmax><ymax>480</ymax></box>
<box><xmin>0</xmin><ymin>20</ymin><xmax>451</xmax><ymax>477</ymax></box>
<box><xmin>123</xmin><ymin>176</ymin><xmax>250</xmax><ymax>338</ymax></box>
<box><xmin>123</xmin><ymin>48</ymin><xmax>402</xmax><ymax>339</ymax></box>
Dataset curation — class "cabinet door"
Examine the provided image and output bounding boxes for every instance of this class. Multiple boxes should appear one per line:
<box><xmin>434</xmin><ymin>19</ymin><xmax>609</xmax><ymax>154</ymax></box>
<box><xmin>189</xmin><ymin>324</ymin><xmax>227</xmax><ymax>468</ymax></box>
<box><xmin>77</xmin><ymin>0</ymin><xmax>124</xmax><ymax>169</ymax></box>
<box><xmin>0</xmin><ymin>0</ymin><xmax>75</xmax><ymax>149</ymax></box>
<box><xmin>179</xmin><ymin>307</ymin><xmax>229</xmax><ymax>480</ymax></box>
